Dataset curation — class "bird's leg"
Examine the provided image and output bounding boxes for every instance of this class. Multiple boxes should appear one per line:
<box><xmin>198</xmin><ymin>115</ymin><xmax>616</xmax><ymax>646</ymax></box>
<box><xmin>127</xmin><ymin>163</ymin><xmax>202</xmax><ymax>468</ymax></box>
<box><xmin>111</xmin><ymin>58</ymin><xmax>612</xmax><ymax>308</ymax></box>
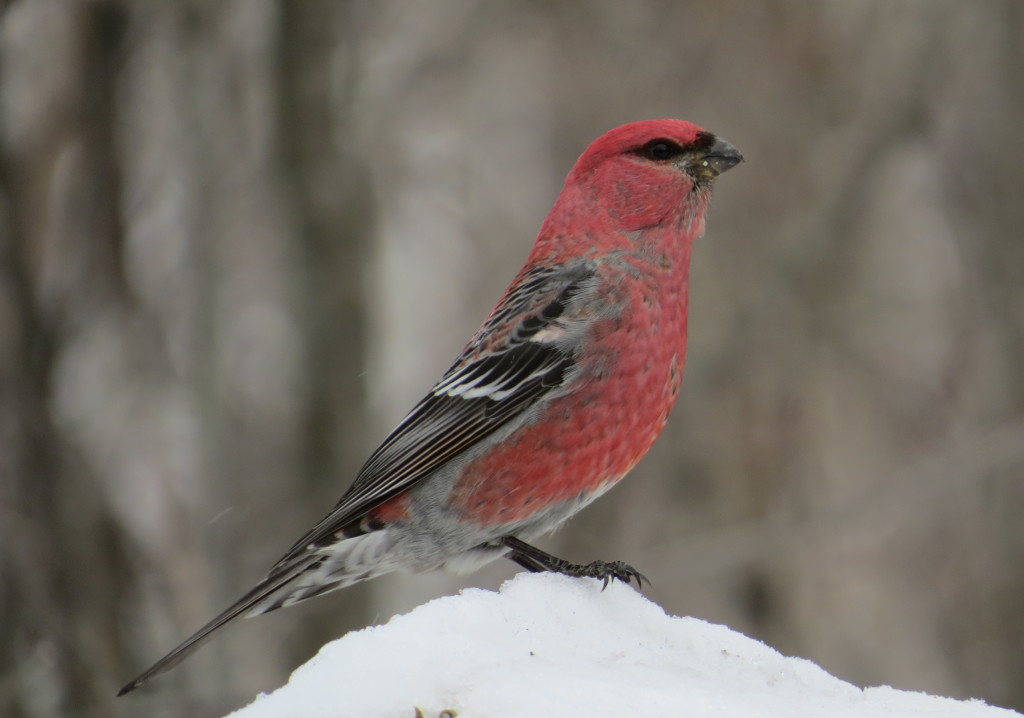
<box><xmin>500</xmin><ymin>535</ymin><xmax>647</xmax><ymax>589</ymax></box>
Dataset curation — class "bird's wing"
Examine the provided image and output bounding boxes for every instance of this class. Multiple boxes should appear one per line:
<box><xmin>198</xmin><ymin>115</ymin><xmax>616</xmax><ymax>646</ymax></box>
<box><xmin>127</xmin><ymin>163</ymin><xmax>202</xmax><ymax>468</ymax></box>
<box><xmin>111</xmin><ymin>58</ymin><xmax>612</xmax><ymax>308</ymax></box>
<box><xmin>117</xmin><ymin>260</ymin><xmax>597</xmax><ymax>696</ymax></box>
<box><xmin>280</xmin><ymin>260</ymin><xmax>597</xmax><ymax>560</ymax></box>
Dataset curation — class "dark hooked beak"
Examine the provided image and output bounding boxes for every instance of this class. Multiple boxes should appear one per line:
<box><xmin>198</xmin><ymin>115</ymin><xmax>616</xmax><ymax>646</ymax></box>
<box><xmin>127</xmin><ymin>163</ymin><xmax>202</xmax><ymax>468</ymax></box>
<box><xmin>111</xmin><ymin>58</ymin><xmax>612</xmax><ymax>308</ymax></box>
<box><xmin>698</xmin><ymin>137</ymin><xmax>743</xmax><ymax>178</ymax></box>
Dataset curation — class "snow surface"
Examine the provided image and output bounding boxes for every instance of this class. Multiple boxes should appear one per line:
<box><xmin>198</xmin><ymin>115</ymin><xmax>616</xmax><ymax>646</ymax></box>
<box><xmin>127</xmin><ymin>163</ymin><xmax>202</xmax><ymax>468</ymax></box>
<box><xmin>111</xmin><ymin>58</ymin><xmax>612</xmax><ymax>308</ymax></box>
<box><xmin>227</xmin><ymin>572</ymin><xmax>1019</xmax><ymax>718</ymax></box>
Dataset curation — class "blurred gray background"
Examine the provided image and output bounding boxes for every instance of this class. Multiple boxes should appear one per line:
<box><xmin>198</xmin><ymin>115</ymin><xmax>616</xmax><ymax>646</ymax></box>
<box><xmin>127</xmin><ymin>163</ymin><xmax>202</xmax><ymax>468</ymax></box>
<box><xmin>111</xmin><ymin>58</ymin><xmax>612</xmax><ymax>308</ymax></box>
<box><xmin>1</xmin><ymin>1</ymin><xmax>1022</xmax><ymax>717</ymax></box>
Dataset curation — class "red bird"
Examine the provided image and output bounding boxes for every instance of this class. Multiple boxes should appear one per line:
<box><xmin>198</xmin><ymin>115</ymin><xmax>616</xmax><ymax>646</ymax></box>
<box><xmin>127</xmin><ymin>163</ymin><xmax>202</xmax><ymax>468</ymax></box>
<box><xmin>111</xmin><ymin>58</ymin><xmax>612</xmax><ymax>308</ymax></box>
<box><xmin>119</xmin><ymin>119</ymin><xmax>742</xmax><ymax>695</ymax></box>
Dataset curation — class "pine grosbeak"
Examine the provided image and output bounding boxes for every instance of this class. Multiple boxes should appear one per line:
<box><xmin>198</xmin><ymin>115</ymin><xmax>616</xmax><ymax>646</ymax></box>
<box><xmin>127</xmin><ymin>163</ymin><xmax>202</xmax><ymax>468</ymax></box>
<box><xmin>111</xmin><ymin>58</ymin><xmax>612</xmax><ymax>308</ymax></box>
<box><xmin>120</xmin><ymin>119</ymin><xmax>742</xmax><ymax>694</ymax></box>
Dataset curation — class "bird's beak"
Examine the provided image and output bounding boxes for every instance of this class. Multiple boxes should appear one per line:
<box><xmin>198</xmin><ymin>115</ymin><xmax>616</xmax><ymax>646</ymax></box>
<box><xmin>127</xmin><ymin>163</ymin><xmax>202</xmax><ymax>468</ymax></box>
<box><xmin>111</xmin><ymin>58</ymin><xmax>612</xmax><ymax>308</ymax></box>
<box><xmin>689</xmin><ymin>137</ymin><xmax>744</xmax><ymax>181</ymax></box>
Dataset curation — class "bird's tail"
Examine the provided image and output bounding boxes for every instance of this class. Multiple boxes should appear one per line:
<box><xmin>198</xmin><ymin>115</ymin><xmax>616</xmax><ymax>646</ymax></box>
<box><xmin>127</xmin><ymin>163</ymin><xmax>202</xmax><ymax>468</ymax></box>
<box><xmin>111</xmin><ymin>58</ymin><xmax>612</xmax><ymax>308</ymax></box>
<box><xmin>117</xmin><ymin>552</ymin><xmax>320</xmax><ymax>696</ymax></box>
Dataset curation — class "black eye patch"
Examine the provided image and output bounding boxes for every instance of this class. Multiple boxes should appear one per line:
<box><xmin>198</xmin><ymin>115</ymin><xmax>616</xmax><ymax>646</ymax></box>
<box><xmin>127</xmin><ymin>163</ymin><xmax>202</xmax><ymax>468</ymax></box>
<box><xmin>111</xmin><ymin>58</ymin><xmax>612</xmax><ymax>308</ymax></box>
<box><xmin>635</xmin><ymin>138</ymin><xmax>686</xmax><ymax>161</ymax></box>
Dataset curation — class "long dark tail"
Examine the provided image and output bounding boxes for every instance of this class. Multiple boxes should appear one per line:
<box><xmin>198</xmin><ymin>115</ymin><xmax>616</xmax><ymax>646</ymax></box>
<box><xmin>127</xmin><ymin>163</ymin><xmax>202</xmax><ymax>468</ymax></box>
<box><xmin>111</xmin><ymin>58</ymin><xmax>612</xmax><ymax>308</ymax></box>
<box><xmin>117</xmin><ymin>553</ymin><xmax>319</xmax><ymax>696</ymax></box>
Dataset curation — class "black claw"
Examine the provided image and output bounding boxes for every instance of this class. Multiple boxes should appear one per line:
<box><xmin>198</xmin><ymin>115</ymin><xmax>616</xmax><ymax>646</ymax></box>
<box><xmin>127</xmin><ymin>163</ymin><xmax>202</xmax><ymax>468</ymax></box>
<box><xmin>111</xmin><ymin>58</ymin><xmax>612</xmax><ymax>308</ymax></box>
<box><xmin>564</xmin><ymin>559</ymin><xmax>648</xmax><ymax>590</ymax></box>
<box><xmin>500</xmin><ymin>536</ymin><xmax>648</xmax><ymax>590</ymax></box>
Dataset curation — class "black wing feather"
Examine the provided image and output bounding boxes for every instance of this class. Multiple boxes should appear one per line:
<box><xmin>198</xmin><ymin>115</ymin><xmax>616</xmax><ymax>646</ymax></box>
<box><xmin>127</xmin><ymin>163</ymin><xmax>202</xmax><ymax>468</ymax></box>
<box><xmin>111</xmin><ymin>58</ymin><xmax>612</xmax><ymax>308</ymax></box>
<box><xmin>281</xmin><ymin>262</ymin><xmax>594</xmax><ymax>559</ymax></box>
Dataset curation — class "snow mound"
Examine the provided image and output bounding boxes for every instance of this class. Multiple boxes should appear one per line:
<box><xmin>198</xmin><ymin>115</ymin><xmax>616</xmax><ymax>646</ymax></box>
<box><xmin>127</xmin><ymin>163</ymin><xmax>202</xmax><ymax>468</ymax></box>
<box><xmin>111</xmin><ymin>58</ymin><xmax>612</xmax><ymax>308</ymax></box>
<box><xmin>227</xmin><ymin>572</ymin><xmax>1019</xmax><ymax>718</ymax></box>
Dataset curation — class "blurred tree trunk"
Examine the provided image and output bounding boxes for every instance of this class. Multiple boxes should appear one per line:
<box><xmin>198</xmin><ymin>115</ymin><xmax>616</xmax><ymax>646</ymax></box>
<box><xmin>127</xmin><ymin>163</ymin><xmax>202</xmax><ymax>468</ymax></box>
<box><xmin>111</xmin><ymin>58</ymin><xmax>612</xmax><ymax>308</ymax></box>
<box><xmin>0</xmin><ymin>4</ymin><xmax>135</xmax><ymax>717</ymax></box>
<box><xmin>274</xmin><ymin>0</ymin><xmax>376</xmax><ymax>670</ymax></box>
<box><xmin>0</xmin><ymin>2</ymin><xmax>377</xmax><ymax>716</ymax></box>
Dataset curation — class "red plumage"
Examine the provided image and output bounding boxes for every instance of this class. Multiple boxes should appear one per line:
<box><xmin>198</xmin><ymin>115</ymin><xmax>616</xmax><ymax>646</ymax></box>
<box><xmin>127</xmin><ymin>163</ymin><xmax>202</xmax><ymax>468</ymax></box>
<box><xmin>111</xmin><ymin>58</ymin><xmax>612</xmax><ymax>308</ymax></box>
<box><xmin>119</xmin><ymin>119</ymin><xmax>742</xmax><ymax>696</ymax></box>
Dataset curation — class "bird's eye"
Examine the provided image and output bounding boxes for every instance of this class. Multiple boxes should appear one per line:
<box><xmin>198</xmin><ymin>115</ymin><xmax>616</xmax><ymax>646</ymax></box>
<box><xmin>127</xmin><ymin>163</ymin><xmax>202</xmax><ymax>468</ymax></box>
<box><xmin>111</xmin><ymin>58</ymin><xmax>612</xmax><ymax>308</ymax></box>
<box><xmin>637</xmin><ymin>139</ymin><xmax>685</xmax><ymax>161</ymax></box>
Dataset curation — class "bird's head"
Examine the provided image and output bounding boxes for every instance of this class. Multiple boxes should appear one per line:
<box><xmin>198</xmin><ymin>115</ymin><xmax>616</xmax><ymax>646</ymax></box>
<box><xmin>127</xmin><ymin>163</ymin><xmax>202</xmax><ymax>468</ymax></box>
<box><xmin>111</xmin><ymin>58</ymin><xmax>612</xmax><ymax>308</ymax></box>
<box><xmin>566</xmin><ymin>119</ymin><xmax>743</xmax><ymax>233</ymax></box>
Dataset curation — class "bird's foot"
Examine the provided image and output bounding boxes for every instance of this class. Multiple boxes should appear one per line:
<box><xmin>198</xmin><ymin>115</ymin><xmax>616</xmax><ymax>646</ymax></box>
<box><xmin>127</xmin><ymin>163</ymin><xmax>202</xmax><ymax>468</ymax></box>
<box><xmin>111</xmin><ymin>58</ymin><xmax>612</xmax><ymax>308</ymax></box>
<box><xmin>556</xmin><ymin>559</ymin><xmax>647</xmax><ymax>589</ymax></box>
<box><xmin>500</xmin><ymin>535</ymin><xmax>647</xmax><ymax>589</ymax></box>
